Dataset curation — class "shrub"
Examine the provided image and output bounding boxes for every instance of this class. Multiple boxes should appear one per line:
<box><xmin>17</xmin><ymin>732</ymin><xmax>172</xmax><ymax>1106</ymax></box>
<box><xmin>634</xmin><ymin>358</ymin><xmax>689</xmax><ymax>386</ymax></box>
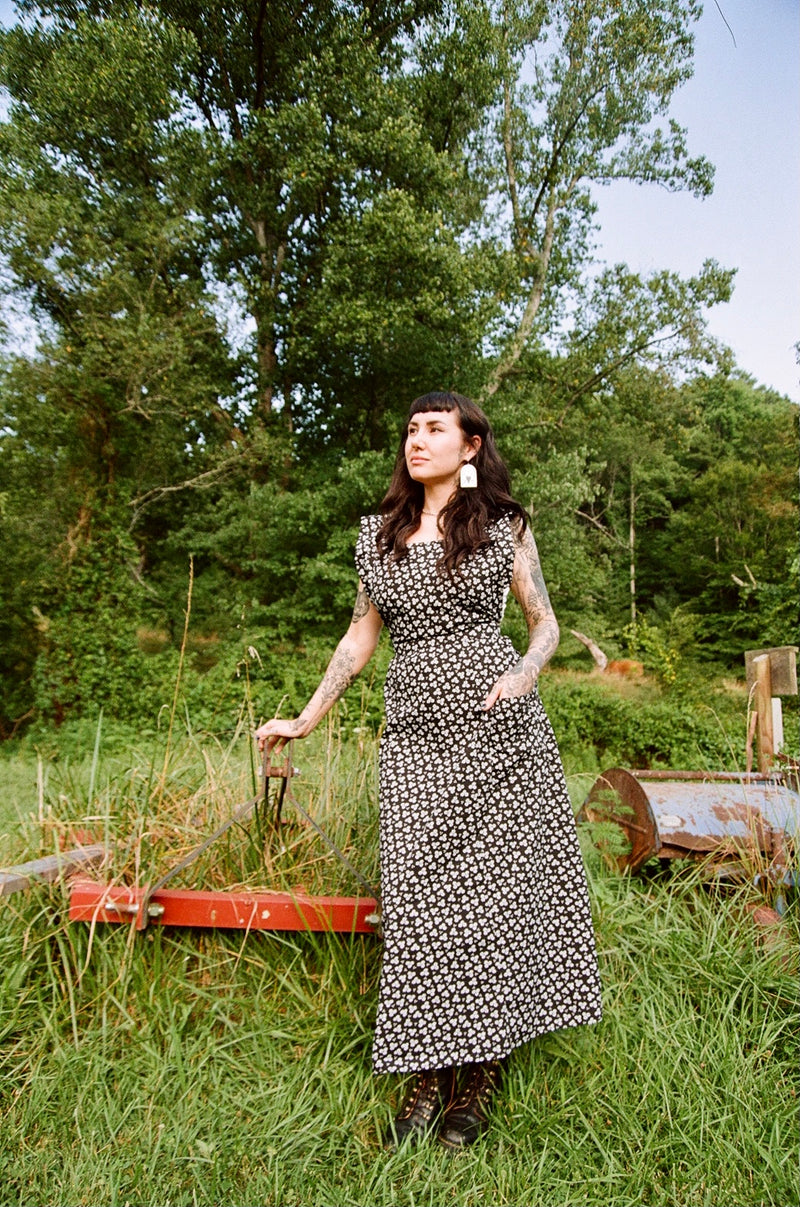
<box><xmin>539</xmin><ymin>674</ymin><xmax>747</xmax><ymax>770</ymax></box>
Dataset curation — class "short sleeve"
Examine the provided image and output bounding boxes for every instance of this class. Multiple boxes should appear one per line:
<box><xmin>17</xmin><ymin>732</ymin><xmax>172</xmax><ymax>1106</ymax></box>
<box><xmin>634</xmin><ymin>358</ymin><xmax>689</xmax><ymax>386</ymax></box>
<box><xmin>354</xmin><ymin>514</ymin><xmax>382</xmax><ymax>601</ymax></box>
<box><xmin>501</xmin><ymin>513</ymin><xmax>520</xmax><ymax>587</ymax></box>
<box><xmin>487</xmin><ymin>513</ymin><xmax>517</xmax><ymax>588</ymax></box>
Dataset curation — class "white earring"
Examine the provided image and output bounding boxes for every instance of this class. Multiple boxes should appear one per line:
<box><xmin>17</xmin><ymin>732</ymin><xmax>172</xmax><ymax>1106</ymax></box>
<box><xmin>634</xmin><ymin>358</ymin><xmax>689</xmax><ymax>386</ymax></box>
<box><xmin>460</xmin><ymin>462</ymin><xmax>477</xmax><ymax>489</ymax></box>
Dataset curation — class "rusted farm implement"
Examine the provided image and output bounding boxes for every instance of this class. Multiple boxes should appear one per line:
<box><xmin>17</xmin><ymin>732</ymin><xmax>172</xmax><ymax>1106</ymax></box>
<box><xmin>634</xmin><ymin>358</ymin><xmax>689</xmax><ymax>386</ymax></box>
<box><xmin>64</xmin><ymin>761</ymin><xmax>800</xmax><ymax>933</ymax></box>
<box><xmin>578</xmin><ymin>646</ymin><xmax>800</xmax><ymax>899</ymax></box>
<box><xmin>577</xmin><ymin>764</ymin><xmax>799</xmax><ymax>885</ymax></box>
<box><xmin>67</xmin><ymin>743</ymin><xmax>382</xmax><ymax>934</ymax></box>
<box><xmin>1</xmin><ymin>743</ymin><xmax>381</xmax><ymax>935</ymax></box>
<box><xmin>3</xmin><ymin>646</ymin><xmax>797</xmax><ymax>931</ymax></box>
<box><xmin>62</xmin><ymin>762</ymin><xmax>799</xmax><ymax>933</ymax></box>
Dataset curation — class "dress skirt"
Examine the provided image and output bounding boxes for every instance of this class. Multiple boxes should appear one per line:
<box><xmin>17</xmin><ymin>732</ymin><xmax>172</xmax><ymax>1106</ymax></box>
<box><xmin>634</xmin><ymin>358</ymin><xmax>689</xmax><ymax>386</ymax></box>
<box><xmin>355</xmin><ymin>514</ymin><xmax>602</xmax><ymax>1074</ymax></box>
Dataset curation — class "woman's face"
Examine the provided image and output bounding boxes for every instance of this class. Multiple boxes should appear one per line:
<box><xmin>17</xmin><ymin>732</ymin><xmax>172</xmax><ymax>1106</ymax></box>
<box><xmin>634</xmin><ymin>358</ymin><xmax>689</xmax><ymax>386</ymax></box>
<box><xmin>404</xmin><ymin>410</ymin><xmax>479</xmax><ymax>489</ymax></box>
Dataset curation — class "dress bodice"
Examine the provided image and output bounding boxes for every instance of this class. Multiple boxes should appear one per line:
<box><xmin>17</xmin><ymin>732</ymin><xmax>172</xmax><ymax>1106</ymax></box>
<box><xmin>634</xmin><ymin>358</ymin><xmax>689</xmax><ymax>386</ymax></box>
<box><xmin>354</xmin><ymin>513</ymin><xmax>516</xmax><ymax>649</ymax></box>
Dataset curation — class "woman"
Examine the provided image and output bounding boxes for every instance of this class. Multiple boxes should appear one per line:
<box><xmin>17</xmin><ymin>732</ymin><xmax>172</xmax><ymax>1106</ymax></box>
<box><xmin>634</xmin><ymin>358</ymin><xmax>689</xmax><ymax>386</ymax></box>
<box><xmin>256</xmin><ymin>391</ymin><xmax>602</xmax><ymax>1150</ymax></box>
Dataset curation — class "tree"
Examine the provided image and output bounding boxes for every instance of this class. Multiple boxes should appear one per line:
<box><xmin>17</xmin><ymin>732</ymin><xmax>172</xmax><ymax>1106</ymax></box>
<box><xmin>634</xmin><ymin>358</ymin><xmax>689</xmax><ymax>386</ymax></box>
<box><xmin>482</xmin><ymin>0</ymin><xmax>719</xmax><ymax>401</ymax></box>
<box><xmin>573</xmin><ymin>366</ymin><xmax>692</xmax><ymax>625</ymax></box>
<box><xmin>656</xmin><ymin>375</ymin><xmax>799</xmax><ymax>658</ymax></box>
<box><xmin>0</xmin><ymin>0</ymin><xmax>503</xmax><ymax>725</ymax></box>
<box><xmin>0</xmin><ymin>8</ymin><xmax>240</xmax><ymax>721</ymax></box>
<box><xmin>1</xmin><ymin>0</ymin><xmax>773</xmax><ymax>730</ymax></box>
<box><xmin>29</xmin><ymin>0</ymin><xmax>501</xmax><ymax>443</ymax></box>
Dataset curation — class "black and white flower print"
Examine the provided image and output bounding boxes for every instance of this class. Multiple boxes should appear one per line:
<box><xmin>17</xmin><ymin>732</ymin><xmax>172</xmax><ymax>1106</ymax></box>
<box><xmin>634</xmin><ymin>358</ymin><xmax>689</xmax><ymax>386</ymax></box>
<box><xmin>355</xmin><ymin>514</ymin><xmax>602</xmax><ymax>1075</ymax></box>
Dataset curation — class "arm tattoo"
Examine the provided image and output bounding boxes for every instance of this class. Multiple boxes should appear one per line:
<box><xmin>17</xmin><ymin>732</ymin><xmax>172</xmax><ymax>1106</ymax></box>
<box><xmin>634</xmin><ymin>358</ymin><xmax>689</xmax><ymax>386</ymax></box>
<box><xmin>509</xmin><ymin>528</ymin><xmax>560</xmax><ymax>683</ymax></box>
<box><xmin>351</xmin><ymin>585</ymin><xmax>371</xmax><ymax>624</ymax></box>
<box><xmin>522</xmin><ymin>531</ymin><xmax>550</xmax><ymax>622</ymax></box>
<box><xmin>317</xmin><ymin>646</ymin><xmax>357</xmax><ymax>709</ymax></box>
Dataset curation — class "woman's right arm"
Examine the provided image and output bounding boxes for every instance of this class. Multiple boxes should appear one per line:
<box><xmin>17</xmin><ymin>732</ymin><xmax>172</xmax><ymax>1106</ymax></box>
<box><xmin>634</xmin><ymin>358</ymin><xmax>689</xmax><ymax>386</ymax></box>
<box><xmin>255</xmin><ymin>581</ymin><xmax>383</xmax><ymax>757</ymax></box>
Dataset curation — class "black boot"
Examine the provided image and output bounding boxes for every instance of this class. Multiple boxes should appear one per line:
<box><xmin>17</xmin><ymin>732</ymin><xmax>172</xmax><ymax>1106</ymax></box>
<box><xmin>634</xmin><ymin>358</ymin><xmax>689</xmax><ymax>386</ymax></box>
<box><xmin>438</xmin><ymin>1060</ymin><xmax>502</xmax><ymax>1149</ymax></box>
<box><xmin>385</xmin><ymin>1067</ymin><xmax>456</xmax><ymax>1149</ymax></box>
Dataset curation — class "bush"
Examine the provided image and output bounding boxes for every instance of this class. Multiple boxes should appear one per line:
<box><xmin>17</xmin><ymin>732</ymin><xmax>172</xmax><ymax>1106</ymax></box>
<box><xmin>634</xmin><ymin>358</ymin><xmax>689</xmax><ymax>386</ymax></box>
<box><xmin>539</xmin><ymin>673</ymin><xmax>747</xmax><ymax>770</ymax></box>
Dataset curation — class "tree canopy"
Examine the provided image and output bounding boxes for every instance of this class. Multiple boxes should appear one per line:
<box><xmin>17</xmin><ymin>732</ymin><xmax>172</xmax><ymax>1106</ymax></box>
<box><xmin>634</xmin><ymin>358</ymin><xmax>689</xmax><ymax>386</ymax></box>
<box><xmin>0</xmin><ymin>0</ymin><xmax>796</xmax><ymax>734</ymax></box>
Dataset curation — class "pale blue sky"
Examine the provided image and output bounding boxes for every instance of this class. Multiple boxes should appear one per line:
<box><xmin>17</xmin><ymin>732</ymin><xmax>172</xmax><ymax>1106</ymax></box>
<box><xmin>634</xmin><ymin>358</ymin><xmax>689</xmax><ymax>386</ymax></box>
<box><xmin>1</xmin><ymin>0</ymin><xmax>797</xmax><ymax>400</ymax></box>
<box><xmin>592</xmin><ymin>0</ymin><xmax>799</xmax><ymax>402</ymax></box>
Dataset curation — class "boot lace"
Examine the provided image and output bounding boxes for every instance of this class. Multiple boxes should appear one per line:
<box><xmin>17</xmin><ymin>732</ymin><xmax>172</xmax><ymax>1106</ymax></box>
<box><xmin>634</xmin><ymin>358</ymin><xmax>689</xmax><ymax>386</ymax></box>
<box><xmin>397</xmin><ymin>1070</ymin><xmax>442</xmax><ymax>1121</ymax></box>
<box><xmin>450</xmin><ymin>1061</ymin><xmax>500</xmax><ymax>1114</ymax></box>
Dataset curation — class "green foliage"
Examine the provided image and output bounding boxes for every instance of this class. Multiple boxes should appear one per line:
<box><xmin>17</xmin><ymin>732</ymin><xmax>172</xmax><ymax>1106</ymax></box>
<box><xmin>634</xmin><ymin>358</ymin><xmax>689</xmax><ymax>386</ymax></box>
<box><xmin>656</xmin><ymin>378</ymin><xmax>799</xmax><ymax>659</ymax></box>
<box><xmin>539</xmin><ymin>674</ymin><xmax>748</xmax><ymax>770</ymax></box>
<box><xmin>0</xmin><ymin>4</ymin><xmax>797</xmax><ymax>734</ymax></box>
<box><xmin>622</xmin><ymin>616</ymin><xmax>681</xmax><ymax>686</ymax></box>
<box><xmin>482</xmin><ymin>0</ymin><xmax>718</xmax><ymax>395</ymax></box>
<box><xmin>0</xmin><ymin>726</ymin><xmax>797</xmax><ymax>1206</ymax></box>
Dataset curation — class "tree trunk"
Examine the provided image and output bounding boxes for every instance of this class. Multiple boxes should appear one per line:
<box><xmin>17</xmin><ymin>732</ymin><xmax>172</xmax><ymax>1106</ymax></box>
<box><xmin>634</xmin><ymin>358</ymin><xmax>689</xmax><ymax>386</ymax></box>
<box><xmin>481</xmin><ymin>199</ymin><xmax>555</xmax><ymax>402</ymax></box>
<box><xmin>250</xmin><ymin>215</ymin><xmax>288</xmax><ymax>423</ymax></box>
<box><xmin>570</xmin><ymin>629</ymin><xmax>609</xmax><ymax>671</ymax></box>
<box><xmin>629</xmin><ymin>472</ymin><xmax>636</xmax><ymax>626</ymax></box>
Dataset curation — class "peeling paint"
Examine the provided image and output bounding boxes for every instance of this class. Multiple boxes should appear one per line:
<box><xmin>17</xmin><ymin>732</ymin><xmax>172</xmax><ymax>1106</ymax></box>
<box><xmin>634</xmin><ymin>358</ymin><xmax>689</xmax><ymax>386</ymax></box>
<box><xmin>578</xmin><ymin>767</ymin><xmax>800</xmax><ymax>874</ymax></box>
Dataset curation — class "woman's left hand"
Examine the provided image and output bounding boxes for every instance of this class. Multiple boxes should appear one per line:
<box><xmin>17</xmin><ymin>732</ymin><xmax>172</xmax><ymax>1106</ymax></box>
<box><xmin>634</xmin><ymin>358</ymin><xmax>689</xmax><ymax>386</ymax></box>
<box><xmin>483</xmin><ymin>662</ymin><xmax>538</xmax><ymax>710</ymax></box>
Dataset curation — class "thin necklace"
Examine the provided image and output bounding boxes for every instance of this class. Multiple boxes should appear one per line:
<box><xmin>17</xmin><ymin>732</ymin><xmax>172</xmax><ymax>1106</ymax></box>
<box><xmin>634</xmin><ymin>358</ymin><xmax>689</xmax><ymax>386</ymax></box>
<box><xmin>421</xmin><ymin>509</ymin><xmax>440</xmax><ymax>517</ymax></box>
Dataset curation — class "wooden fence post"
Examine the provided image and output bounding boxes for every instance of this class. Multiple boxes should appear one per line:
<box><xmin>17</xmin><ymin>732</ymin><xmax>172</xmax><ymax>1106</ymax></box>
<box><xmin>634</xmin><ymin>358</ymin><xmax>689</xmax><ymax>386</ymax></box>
<box><xmin>752</xmin><ymin>654</ymin><xmax>774</xmax><ymax>773</ymax></box>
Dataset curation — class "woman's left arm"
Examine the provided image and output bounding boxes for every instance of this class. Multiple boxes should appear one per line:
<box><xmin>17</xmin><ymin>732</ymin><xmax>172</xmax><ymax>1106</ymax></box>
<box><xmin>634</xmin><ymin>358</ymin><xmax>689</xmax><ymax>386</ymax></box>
<box><xmin>483</xmin><ymin>526</ymin><xmax>560</xmax><ymax>709</ymax></box>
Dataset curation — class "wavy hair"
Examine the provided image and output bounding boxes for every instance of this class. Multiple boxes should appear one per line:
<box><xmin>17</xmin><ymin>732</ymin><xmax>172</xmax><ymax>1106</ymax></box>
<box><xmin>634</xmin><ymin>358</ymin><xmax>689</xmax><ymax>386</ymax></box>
<box><xmin>377</xmin><ymin>391</ymin><xmax>528</xmax><ymax>574</ymax></box>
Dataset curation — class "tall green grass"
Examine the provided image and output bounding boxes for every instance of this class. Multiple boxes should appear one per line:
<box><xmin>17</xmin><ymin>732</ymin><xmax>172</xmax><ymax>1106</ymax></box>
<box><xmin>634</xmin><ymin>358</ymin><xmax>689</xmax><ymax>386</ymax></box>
<box><xmin>0</xmin><ymin>713</ymin><xmax>797</xmax><ymax>1207</ymax></box>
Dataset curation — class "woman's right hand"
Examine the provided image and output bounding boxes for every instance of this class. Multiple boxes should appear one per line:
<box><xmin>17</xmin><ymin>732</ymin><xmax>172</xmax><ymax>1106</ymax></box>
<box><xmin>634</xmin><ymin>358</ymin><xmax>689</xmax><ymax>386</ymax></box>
<box><xmin>255</xmin><ymin>715</ymin><xmax>312</xmax><ymax>757</ymax></box>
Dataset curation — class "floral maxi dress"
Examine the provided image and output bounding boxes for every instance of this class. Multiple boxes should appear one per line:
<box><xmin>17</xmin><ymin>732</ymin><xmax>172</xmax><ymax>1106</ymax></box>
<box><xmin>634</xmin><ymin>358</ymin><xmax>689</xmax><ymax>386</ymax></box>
<box><xmin>355</xmin><ymin>514</ymin><xmax>602</xmax><ymax>1075</ymax></box>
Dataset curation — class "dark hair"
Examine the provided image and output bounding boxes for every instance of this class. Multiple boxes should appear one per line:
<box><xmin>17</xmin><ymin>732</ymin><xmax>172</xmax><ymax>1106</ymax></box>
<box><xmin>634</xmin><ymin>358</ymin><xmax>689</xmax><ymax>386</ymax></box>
<box><xmin>378</xmin><ymin>391</ymin><xmax>528</xmax><ymax>574</ymax></box>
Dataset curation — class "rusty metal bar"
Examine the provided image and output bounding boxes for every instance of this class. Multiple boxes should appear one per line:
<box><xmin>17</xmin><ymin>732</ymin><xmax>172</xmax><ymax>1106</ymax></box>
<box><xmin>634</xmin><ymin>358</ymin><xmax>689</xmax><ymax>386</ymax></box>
<box><xmin>632</xmin><ymin>770</ymin><xmax>776</xmax><ymax>783</ymax></box>
<box><xmin>68</xmin><ymin>742</ymin><xmax>382</xmax><ymax>935</ymax></box>
<box><xmin>1</xmin><ymin>845</ymin><xmax>109</xmax><ymax>898</ymax></box>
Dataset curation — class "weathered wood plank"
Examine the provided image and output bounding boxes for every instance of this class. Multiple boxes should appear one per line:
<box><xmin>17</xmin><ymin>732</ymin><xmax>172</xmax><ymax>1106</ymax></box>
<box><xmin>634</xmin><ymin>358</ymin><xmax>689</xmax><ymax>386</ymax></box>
<box><xmin>0</xmin><ymin>845</ymin><xmax>109</xmax><ymax>897</ymax></box>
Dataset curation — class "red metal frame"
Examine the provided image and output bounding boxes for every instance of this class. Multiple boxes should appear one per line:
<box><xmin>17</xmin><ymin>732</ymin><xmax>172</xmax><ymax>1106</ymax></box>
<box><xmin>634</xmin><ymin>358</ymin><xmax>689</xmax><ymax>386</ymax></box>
<box><xmin>69</xmin><ymin>878</ymin><xmax>380</xmax><ymax>934</ymax></box>
<box><xmin>67</xmin><ymin>745</ymin><xmax>382</xmax><ymax>935</ymax></box>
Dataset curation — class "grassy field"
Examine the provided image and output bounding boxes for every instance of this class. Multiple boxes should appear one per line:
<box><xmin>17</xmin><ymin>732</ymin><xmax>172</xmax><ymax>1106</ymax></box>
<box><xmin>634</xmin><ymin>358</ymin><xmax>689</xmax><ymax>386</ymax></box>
<box><xmin>0</xmin><ymin>700</ymin><xmax>798</xmax><ymax>1207</ymax></box>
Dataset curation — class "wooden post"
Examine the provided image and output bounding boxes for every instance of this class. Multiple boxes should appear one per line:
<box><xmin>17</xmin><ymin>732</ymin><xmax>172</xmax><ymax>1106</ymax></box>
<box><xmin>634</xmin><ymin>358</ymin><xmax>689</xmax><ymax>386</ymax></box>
<box><xmin>753</xmin><ymin>654</ymin><xmax>774</xmax><ymax>773</ymax></box>
<box><xmin>771</xmin><ymin>698</ymin><xmax>784</xmax><ymax>753</ymax></box>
